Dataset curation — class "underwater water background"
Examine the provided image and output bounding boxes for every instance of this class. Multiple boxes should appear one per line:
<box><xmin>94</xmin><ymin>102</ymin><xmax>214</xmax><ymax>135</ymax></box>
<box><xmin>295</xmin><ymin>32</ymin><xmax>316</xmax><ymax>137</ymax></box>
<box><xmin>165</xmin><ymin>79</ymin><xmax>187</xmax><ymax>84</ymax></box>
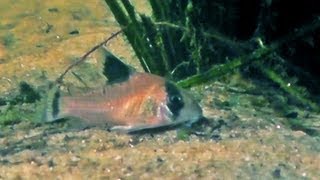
<box><xmin>0</xmin><ymin>0</ymin><xmax>320</xmax><ymax>179</ymax></box>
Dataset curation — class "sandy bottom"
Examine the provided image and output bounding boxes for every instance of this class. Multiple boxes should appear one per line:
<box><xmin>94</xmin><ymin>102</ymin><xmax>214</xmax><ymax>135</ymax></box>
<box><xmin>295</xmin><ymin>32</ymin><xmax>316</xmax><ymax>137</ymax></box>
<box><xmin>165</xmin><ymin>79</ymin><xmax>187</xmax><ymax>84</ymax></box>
<box><xmin>0</xmin><ymin>0</ymin><xmax>319</xmax><ymax>179</ymax></box>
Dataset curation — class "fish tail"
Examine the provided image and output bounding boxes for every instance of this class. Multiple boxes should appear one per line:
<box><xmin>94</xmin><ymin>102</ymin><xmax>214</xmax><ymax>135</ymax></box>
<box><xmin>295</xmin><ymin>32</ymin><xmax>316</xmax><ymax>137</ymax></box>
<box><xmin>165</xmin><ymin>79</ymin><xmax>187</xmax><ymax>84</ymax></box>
<box><xmin>43</xmin><ymin>84</ymin><xmax>62</xmax><ymax>122</ymax></box>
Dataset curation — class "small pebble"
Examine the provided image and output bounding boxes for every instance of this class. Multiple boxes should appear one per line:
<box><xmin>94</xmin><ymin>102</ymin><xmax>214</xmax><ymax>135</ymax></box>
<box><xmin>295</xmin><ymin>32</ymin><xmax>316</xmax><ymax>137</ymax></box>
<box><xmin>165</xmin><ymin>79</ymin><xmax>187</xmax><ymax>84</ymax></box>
<box><xmin>272</xmin><ymin>168</ymin><xmax>281</xmax><ymax>178</ymax></box>
<box><xmin>69</xmin><ymin>30</ymin><xmax>79</xmax><ymax>35</ymax></box>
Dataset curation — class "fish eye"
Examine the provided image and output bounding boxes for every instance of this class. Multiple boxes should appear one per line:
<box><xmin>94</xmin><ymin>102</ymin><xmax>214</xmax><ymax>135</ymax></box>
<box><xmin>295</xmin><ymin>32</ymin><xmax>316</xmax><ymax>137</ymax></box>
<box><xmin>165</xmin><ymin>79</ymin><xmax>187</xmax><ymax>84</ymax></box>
<box><xmin>167</xmin><ymin>94</ymin><xmax>184</xmax><ymax>118</ymax></box>
<box><xmin>165</xmin><ymin>81</ymin><xmax>184</xmax><ymax>117</ymax></box>
<box><xmin>169</xmin><ymin>95</ymin><xmax>182</xmax><ymax>104</ymax></box>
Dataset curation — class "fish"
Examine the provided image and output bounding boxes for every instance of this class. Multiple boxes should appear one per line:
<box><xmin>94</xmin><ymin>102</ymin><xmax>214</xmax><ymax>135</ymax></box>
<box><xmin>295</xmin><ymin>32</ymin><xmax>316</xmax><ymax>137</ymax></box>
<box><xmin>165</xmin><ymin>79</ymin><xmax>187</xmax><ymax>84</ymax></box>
<box><xmin>44</xmin><ymin>48</ymin><xmax>203</xmax><ymax>133</ymax></box>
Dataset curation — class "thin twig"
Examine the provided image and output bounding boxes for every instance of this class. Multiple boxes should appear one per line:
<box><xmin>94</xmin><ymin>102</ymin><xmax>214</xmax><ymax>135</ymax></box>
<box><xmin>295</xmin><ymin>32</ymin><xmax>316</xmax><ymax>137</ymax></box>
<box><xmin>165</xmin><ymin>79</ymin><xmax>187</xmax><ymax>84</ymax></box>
<box><xmin>56</xmin><ymin>29</ymin><xmax>123</xmax><ymax>84</ymax></box>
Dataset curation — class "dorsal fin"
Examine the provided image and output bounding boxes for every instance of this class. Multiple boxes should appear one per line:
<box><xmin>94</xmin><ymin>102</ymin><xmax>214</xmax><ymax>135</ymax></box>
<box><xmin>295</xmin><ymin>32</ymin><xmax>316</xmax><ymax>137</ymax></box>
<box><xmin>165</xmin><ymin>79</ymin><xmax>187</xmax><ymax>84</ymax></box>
<box><xmin>100</xmin><ymin>48</ymin><xmax>135</xmax><ymax>84</ymax></box>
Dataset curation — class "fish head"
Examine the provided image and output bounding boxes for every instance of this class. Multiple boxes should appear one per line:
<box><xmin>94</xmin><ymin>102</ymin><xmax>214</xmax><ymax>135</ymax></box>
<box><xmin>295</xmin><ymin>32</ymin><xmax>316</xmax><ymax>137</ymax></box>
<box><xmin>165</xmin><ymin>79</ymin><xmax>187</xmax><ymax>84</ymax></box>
<box><xmin>160</xmin><ymin>81</ymin><xmax>203</xmax><ymax>126</ymax></box>
<box><xmin>112</xmin><ymin>79</ymin><xmax>203</xmax><ymax>133</ymax></box>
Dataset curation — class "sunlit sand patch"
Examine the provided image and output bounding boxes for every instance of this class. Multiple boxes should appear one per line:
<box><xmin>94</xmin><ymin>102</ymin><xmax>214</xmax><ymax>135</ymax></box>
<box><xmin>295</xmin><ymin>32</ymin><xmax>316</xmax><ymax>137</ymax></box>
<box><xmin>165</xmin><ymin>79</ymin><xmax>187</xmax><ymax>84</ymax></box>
<box><xmin>0</xmin><ymin>0</ymin><xmax>148</xmax><ymax>94</ymax></box>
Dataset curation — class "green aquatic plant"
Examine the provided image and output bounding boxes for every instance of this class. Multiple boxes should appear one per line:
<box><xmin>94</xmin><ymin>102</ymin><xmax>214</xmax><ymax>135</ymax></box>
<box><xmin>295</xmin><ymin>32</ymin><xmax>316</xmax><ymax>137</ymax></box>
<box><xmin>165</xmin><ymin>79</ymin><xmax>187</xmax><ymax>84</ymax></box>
<box><xmin>104</xmin><ymin>0</ymin><xmax>242</xmax><ymax>79</ymax></box>
<box><xmin>261</xmin><ymin>68</ymin><xmax>319</xmax><ymax>111</ymax></box>
<box><xmin>2</xmin><ymin>33</ymin><xmax>16</xmax><ymax>48</ymax></box>
<box><xmin>105</xmin><ymin>0</ymin><xmax>166</xmax><ymax>76</ymax></box>
<box><xmin>288</xmin><ymin>118</ymin><xmax>320</xmax><ymax>136</ymax></box>
<box><xmin>176</xmin><ymin>128</ymin><xmax>191</xmax><ymax>141</ymax></box>
<box><xmin>0</xmin><ymin>107</ymin><xmax>22</xmax><ymax>126</ymax></box>
<box><xmin>8</xmin><ymin>82</ymin><xmax>41</xmax><ymax>105</ymax></box>
<box><xmin>0</xmin><ymin>81</ymin><xmax>47</xmax><ymax>127</ymax></box>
